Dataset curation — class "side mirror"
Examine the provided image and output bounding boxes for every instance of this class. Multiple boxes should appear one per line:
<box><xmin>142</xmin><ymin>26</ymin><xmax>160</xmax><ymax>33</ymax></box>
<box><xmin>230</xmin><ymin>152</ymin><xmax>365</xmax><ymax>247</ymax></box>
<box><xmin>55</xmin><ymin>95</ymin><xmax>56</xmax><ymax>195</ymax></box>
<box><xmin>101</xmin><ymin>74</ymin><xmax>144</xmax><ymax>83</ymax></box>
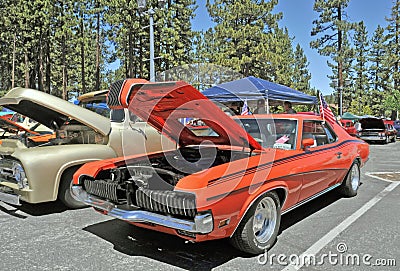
<box><xmin>302</xmin><ymin>138</ymin><xmax>315</xmax><ymax>150</ymax></box>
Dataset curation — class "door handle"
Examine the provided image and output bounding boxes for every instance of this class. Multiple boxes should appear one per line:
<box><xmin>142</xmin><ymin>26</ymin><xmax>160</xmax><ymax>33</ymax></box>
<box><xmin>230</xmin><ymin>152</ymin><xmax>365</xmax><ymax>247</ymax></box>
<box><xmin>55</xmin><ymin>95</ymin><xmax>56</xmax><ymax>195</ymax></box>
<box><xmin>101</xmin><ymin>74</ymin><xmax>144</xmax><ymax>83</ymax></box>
<box><xmin>335</xmin><ymin>152</ymin><xmax>342</xmax><ymax>158</ymax></box>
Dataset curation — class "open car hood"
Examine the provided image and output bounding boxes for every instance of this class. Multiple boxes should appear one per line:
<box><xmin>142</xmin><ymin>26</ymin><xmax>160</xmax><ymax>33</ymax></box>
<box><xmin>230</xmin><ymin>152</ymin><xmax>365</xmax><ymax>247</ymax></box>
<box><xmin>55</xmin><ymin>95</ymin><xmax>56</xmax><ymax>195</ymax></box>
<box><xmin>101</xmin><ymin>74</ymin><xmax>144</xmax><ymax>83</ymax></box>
<box><xmin>107</xmin><ymin>79</ymin><xmax>262</xmax><ymax>150</ymax></box>
<box><xmin>0</xmin><ymin>88</ymin><xmax>111</xmax><ymax>136</ymax></box>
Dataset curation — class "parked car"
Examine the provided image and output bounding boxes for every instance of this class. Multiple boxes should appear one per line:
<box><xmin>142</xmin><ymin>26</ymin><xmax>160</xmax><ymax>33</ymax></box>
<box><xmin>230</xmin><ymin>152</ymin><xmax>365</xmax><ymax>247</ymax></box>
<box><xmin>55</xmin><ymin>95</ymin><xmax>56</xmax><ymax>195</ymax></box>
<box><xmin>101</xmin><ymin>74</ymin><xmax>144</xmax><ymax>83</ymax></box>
<box><xmin>358</xmin><ymin>117</ymin><xmax>395</xmax><ymax>144</ymax></box>
<box><xmin>394</xmin><ymin>120</ymin><xmax>400</xmax><ymax>138</ymax></box>
<box><xmin>0</xmin><ymin>85</ymin><xmax>174</xmax><ymax>208</ymax></box>
<box><xmin>384</xmin><ymin>122</ymin><xmax>397</xmax><ymax>142</ymax></box>
<box><xmin>72</xmin><ymin>80</ymin><xmax>369</xmax><ymax>254</ymax></box>
<box><xmin>340</xmin><ymin>119</ymin><xmax>357</xmax><ymax>136</ymax></box>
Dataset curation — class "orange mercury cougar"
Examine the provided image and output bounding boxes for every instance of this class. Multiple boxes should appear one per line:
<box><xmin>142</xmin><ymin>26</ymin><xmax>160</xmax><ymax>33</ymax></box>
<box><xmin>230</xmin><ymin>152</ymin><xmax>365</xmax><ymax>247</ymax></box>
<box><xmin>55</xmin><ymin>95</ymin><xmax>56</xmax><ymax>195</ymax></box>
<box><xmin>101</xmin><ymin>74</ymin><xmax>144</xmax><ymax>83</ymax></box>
<box><xmin>72</xmin><ymin>79</ymin><xmax>369</xmax><ymax>254</ymax></box>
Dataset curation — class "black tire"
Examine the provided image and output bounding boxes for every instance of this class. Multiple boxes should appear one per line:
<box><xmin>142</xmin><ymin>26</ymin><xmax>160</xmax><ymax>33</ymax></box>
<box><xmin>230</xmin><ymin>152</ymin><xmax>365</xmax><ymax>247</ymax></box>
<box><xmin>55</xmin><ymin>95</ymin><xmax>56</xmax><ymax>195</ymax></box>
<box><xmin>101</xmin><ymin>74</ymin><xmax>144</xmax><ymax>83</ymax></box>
<box><xmin>58</xmin><ymin>167</ymin><xmax>86</xmax><ymax>209</ymax></box>
<box><xmin>230</xmin><ymin>191</ymin><xmax>281</xmax><ymax>255</ymax></box>
<box><xmin>339</xmin><ymin>161</ymin><xmax>360</xmax><ymax>197</ymax></box>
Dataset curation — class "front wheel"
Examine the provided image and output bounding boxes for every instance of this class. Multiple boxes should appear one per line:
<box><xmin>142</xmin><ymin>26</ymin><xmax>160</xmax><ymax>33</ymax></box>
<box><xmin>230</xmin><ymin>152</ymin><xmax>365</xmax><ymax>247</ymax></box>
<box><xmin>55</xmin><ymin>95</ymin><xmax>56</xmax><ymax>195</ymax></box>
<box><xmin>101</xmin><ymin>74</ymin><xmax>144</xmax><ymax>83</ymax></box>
<box><xmin>230</xmin><ymin>191</ymin><xmax>281</xmax><ymax>255</ymax></box>
<box><xmin>339</xmin><ymin>161</ymin><xmax>360</xmax><ymax>197</ymax></box>
<box><xmin>58</xmin><ymin>167</ymin><xmax>86</xmax><ymax>209</ymax></box>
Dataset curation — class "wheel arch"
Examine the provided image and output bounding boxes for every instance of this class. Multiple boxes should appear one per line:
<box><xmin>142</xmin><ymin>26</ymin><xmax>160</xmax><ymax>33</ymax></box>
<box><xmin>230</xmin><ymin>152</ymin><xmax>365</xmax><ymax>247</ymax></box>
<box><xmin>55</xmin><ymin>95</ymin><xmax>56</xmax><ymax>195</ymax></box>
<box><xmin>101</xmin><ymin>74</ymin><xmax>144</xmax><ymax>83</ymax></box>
<box><xmin>230</xmin><ymin>185</ymin><xmax>288</xmax><ymax>238</ymax></box>
<box><xmin>53</xmin><ymin>159</ymin><xmax>103</xmax><ymax>199</ymax></box>
<box><xmin>341</xmin><ymin>156</ymin><xmax>361</xmax><ymax>185</ymax></box>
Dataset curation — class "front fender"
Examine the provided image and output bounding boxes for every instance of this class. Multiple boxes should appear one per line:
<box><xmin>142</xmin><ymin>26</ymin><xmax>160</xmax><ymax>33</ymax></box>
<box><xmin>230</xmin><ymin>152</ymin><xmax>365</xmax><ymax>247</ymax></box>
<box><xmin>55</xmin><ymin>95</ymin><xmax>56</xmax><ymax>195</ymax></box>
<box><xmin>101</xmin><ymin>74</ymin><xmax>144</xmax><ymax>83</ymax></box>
<box><xmin>10</xmin><ymin>144</ymin><xmax>117</xmax><ymax>203</ymax></box>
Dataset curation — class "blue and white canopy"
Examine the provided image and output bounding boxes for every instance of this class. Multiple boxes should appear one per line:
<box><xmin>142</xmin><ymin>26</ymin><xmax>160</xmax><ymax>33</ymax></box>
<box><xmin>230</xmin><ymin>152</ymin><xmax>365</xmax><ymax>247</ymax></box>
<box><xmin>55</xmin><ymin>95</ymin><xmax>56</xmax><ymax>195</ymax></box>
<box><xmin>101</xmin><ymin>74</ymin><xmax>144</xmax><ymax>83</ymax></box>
<box><xmin>202</xmin><ymin>76</ymin><xmax>317</xmax><ymax>105</ymax></box>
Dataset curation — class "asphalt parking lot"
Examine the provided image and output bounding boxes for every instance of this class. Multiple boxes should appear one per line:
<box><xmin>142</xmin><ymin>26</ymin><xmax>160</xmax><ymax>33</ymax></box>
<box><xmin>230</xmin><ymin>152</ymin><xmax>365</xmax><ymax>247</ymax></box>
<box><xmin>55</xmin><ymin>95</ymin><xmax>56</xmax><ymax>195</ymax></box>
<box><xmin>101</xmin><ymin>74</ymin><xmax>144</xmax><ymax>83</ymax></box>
<box><xmin>0</xmin><ymin>142</ymin><xmax>399</xmax><ymax>271</ymax></box>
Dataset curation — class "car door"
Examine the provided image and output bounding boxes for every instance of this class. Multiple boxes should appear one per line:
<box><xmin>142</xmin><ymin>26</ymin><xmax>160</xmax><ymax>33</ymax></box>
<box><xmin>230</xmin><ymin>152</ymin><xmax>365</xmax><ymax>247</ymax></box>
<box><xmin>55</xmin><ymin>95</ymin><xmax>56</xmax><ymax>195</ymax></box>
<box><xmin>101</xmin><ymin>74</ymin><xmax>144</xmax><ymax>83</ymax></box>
<box><xmin>298</xmin><ymin>120</ymin><xmax>349</xmax><ymax>201</ymax></box>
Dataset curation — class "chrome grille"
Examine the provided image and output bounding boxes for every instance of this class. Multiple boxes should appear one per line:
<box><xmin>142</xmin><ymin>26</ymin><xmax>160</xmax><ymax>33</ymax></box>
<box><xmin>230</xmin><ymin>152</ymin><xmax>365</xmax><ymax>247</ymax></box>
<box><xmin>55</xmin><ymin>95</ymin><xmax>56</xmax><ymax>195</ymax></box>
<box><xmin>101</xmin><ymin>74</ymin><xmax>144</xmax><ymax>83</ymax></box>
<box><xmin>136</xmin><ymin>188</ymin><xmax>197</xmax><ymax>218</ymax></box>
<box><xmin>84</xmin><ymin>179</ymin><xmax>119</xmax><ymax>202</ymax></box>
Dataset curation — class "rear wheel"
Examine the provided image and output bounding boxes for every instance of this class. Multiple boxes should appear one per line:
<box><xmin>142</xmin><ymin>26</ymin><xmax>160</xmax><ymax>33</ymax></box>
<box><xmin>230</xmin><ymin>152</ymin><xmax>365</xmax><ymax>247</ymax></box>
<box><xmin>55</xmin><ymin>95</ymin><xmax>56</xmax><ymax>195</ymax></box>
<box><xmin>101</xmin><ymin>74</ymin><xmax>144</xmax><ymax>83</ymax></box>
<box><xmin>230</xmin><ymin>191</ymin><xmax>281</xmax><ymax>255</ymax></box>
<box><xmin>58</xmin><ymin>167</ymin><xmax>86</xmax><ymax>209</ymax></box>
<box><xmin>339</xmin><ymin>161</ymin><xmax>360</xmax><ymax>197</ymax></box>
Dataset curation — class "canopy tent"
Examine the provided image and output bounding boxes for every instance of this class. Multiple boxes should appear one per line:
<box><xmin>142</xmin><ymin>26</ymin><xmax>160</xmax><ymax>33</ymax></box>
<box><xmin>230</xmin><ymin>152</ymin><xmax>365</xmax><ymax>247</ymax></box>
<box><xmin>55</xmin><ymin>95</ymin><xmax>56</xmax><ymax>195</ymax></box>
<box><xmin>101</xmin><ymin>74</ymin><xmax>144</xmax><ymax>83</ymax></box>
<box><xmin>341</xmin><ymin>112</ymin><xmax>361</xmax><ymax>120</ymax></box>
<box><xmin>202</xmin><ymin>76</ymin><xmax>317</xmax><ymax>105</ymax></box>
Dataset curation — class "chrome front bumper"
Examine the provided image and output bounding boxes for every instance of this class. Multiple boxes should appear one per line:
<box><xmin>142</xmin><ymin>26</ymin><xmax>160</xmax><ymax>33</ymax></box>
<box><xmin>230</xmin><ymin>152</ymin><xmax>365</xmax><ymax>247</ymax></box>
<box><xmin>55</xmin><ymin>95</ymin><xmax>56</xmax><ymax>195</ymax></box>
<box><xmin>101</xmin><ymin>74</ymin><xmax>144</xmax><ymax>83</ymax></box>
<box><xmin>0</xmin><ymin>191</ymin><xmax>21</xmax><ymax>205</ymax></box>
<box><xmin>72</xmin><ymin>186</ymin><xmax>213</xmax><ymax>234</ymax></box>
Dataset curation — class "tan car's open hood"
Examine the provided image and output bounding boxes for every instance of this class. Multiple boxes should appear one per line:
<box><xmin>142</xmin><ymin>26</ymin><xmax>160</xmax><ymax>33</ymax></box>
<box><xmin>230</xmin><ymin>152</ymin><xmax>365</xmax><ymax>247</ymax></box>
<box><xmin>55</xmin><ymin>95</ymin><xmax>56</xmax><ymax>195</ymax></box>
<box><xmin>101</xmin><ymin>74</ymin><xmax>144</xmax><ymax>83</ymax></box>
<box><xmin>0</xmin><ymin>88</ymin><xmax>110</xmax><ymax>136</ymax></box>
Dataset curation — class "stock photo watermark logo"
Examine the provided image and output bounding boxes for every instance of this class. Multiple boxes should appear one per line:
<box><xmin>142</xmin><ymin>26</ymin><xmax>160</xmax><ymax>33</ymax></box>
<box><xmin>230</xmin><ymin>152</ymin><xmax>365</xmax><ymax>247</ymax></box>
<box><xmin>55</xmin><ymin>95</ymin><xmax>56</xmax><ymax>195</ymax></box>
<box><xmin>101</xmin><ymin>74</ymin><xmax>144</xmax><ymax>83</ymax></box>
<box><xmin>257</xmin><ymin>242</ymin><xmax>397</xmax><ymax>267</ymax></box>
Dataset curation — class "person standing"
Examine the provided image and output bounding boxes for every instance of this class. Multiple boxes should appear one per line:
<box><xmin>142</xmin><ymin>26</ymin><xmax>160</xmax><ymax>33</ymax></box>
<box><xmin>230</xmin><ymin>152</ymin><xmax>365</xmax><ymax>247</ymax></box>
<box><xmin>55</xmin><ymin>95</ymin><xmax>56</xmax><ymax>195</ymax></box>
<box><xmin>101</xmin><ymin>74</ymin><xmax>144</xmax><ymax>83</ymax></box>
<box><xmin>283</xmin><ymin>101</ymin><xmax>296</xmax><ymax>114</ymax></box>
<box><xmin>254</xmin><ymin>99</ymin><xmax>267</xmax><ymax>114</ymax></box>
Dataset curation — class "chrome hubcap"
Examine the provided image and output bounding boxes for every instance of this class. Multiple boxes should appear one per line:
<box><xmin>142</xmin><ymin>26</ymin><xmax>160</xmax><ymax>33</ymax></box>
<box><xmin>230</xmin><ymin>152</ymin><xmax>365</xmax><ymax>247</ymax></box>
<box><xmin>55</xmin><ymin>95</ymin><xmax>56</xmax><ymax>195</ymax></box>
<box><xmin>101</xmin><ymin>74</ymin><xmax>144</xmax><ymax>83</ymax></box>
<box><xmin>252</xmin><ymin>197</ymin><xmax>277</xmax><ymax>244</ymax></box>
<box><xmin>350</xmin><ymin>164</ymin><xmax>360</xmax><ymax>191</ymax></box>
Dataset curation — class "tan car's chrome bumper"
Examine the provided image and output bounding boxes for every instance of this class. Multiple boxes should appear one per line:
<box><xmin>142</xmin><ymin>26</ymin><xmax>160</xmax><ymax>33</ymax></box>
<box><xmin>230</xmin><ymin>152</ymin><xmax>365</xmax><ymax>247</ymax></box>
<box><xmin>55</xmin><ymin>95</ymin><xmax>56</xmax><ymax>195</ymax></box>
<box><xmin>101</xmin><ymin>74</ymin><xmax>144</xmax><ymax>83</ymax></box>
<box><xmin>0</xmin><ymin>191</ymin><xmax>21</xmax><ymax>205</ymax></box>
<box><xmin>72</xmin><ymin>186</ymin><xmax>213</xmax><ymax>234</ymax></box>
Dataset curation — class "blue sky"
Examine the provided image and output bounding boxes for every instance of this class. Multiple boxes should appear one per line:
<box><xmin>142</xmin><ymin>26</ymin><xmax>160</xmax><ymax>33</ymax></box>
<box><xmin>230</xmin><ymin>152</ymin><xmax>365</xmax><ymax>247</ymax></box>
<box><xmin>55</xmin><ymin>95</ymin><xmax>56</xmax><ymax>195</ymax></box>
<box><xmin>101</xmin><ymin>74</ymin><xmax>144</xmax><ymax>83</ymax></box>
<box><xmin>191</xmin><ymin>0</ymin><xmax>394</xmax><ymax>95</ymax></box>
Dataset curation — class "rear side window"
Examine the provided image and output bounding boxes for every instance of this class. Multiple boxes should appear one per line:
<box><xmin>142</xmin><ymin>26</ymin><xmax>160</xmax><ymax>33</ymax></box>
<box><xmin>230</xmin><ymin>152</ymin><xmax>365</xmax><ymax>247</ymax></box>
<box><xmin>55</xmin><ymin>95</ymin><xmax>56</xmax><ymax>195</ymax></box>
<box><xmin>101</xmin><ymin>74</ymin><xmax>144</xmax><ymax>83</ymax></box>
<box><xmin>303</xmin><ymin>120</ymin><xmax>337</xmax><ymax>147</ymax></box>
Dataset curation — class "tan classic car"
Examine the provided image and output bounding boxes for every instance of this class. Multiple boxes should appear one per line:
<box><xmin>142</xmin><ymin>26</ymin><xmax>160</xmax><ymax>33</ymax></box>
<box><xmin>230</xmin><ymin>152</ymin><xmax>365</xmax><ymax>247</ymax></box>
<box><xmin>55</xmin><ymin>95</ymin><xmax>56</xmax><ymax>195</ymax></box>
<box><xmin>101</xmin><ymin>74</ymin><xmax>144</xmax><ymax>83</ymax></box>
<box><xmin>0</xmin><ymin>87</ymin><xmax>174</xmax><ymax>208</ymax></box>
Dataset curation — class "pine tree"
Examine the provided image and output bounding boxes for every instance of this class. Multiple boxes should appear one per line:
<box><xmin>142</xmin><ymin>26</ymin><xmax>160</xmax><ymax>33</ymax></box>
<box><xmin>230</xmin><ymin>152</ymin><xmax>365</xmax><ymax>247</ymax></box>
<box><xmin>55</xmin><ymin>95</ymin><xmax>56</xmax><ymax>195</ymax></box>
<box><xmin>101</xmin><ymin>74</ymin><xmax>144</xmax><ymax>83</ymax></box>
<box><xmin>159</xmin><ymin>0</ymin><xmax>196</xmax><ymax>75</ymax></box>
<box><xmin>310</xmin><ymin>0</ymin><xmax>355</xmax><ymax>115</ymax></box>
<box><xmin>206</xmin><ymin>0</ymin><xmax>283</xmax><ymax>77</ymax></box>
<box><xmin>326</xmin><ymin>31</ymin><xmax>354</xmax><ymax>112</ymax></box>
<box><xmin>385</xmin><ymin>0</ymin><xmax>400</xmax><ymax>118</ymax></box>
<box><xmin>0</xmin><ymin>0</ymin><xmax>16</xmax><ymax>90</ymax></box>
<box><xmin>369</xmin><ymin>25</ymin><xmax>390</xmax><ymax>116</ymax></box>
<box><xmin>350</xmin><ymin>21</ymin><xmax>370</xmax><ymax>115</ymax></box>
<box><xmin>292</xmin><ymin>44</ymin><xmax>311</xmax><ymax>93</ymax></box>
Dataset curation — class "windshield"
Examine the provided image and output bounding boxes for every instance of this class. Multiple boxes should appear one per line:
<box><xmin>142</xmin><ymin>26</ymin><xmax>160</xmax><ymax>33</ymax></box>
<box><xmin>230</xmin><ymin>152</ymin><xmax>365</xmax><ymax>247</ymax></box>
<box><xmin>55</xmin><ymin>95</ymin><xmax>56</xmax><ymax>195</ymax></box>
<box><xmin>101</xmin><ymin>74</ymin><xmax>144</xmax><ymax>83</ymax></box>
<box><xmin>236</xmin><ymin>118</ymin><xmax>298</xmax><ymax>150</ymax></box>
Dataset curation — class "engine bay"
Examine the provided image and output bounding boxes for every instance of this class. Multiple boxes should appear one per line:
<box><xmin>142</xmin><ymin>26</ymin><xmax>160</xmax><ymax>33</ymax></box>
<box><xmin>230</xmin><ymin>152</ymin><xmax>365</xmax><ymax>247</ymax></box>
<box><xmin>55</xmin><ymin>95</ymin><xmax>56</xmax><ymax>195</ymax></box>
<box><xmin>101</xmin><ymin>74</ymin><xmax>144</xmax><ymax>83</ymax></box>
<box><xmin>3</xmin><ymin>119</ymin><xmax>106</xmax><ymax>148</ymax></box>
<box><xmin>81</xmin><ymin>146</ymin><xmax>250</xmax><ymax>209</ymax></box>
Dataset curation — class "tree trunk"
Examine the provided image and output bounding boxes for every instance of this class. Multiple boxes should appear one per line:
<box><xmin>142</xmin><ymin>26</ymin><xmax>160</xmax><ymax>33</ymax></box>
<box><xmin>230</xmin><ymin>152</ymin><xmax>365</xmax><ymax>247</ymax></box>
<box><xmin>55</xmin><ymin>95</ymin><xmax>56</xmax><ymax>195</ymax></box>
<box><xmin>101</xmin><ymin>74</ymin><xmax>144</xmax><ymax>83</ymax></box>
<box><xmin>81</xmin><ymin>16</ymin><xmax>85</xmax><ymax>96</ymax></box>
<box><xmin>62</xmin><ymin>34</ymin><xmax>67</xmax><ymax>100</ymax></box>
<box><xmin>45</xmin><ymin>31</ymin><xmax>51</xmax><ymax>94</ymax></box>
<box><xmin>12</xmin><ymin>32</ymin><xmax>16</xmax><ymax>89</ymax></box>
<box><xmin>128</xmin><ymin>25</ymin><xmax>134</xmax><ymax>78</ymax></box>
<box><xmin>95</xmin><ymin>2</ymin><xmax>101</xmax><ymax>91</ymax></box>
<box><xmin>38</xmin><ymin>28</ymin><xmax>44</xmax><ymax>91</ymax></box>
<box><xmin>25</xmin><ymin>52</ymin><xmax>29</xmax><ymax>88</ymax></box>
<box><xmin>337</xmin><ymin>4</ymin><xmax>343</xmax><ymax>116</ymax></box>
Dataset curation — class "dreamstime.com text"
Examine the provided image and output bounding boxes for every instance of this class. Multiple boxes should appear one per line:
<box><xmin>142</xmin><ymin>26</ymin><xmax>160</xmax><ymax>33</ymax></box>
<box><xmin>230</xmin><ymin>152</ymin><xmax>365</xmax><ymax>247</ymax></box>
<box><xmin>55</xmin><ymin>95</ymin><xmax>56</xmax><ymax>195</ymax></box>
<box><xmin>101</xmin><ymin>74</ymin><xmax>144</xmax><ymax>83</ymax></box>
<box><xmin>257</xmin><ymin>243</ymin><xmax>397</xmax><ymax>267</ymax></box>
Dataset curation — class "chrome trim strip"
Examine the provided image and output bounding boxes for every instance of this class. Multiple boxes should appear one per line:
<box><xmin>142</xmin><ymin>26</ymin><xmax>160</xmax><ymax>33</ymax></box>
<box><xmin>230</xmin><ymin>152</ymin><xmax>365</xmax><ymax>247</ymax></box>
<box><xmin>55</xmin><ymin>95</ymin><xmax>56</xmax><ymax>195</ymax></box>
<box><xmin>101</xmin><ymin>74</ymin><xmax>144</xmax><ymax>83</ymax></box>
<box><xmin>230</xmin><ymin>186</ymin><xmax>288</xmax><ymax>238</ymax></box>
<box><xmin>72</xmin><ymin>186</ymin><xmax>213</xmax><ymax>234</ymax></box>
<box><xmin>281</xmin><ymin>183</ymin><xmax>341</xmax><ymax>215</ymax></box>
<box><xmin>0</xmin><ymin>191</ymin><xmax>21</xmax><ymax>206</ymax></box>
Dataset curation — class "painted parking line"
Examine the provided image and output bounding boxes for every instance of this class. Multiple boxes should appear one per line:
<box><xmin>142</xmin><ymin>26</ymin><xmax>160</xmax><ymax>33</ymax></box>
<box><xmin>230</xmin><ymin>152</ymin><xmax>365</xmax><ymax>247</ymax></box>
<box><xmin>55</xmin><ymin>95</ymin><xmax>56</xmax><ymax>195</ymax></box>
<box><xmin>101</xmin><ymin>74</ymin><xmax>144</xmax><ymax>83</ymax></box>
<box><xmin>280</xmin><ymin>179</ymin><xmax>400</xmax><ymax>271</ymax></box>
<box><xmin>366</xmin><ymin>172</ymin><xmax>400</xmax><ymax>183</ymax></box>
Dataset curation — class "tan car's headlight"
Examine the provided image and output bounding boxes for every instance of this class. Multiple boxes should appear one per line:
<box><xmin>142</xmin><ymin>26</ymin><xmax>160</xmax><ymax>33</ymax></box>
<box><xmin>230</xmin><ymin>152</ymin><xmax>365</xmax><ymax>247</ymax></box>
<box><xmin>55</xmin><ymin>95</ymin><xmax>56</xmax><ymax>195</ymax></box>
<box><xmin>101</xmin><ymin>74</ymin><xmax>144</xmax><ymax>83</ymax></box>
<box><xmin>0</xmin><ymin>159</ymin><xmax>29</xmax><ymax>189</ymax></box>
<box><xmin>12</xmin><ymin>162</ymin><xmax>28</xmax><ymax>189</ymax></box>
